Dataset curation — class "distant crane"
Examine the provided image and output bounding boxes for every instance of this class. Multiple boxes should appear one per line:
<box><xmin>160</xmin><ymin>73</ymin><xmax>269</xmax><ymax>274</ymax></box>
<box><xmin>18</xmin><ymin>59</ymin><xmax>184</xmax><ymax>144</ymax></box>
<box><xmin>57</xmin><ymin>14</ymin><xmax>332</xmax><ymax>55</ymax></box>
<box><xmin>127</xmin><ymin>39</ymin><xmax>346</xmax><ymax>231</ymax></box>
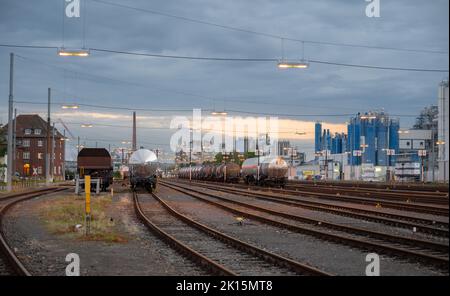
<box><xmin>58</xmin><ymin>118</ymin><xmax>76</xmax><ymax>140</ymax></box>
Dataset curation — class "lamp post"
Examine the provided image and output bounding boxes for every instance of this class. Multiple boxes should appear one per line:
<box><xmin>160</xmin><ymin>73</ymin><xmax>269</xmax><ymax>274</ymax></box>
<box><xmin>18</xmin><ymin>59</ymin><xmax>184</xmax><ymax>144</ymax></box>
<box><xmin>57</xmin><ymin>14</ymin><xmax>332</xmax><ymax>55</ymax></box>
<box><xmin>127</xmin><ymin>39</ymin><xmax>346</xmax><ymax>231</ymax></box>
<box><xmin>6</xmin><ymin>53</ymin><xmax>14</xmax><ymax>192</ymax></box>
<box><xmin>418</xmin><ymin>150</ymin><xmax>427</xmax><ymax>183</ymax></box>
<box><xmin>436</xmin><ymin>140</ymin><xmax>446</xmax><ymax>182</ymax></box>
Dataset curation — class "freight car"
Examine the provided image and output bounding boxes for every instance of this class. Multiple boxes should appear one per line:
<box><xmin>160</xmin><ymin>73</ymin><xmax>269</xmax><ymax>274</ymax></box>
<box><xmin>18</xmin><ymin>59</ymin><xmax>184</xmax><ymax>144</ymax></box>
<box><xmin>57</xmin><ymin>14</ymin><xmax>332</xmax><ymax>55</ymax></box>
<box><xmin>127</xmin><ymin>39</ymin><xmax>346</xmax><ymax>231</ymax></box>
<box><xmin>241</xmin><ymin>156</ymin><xmax>288</xmax><ymax>186</ymax></box>
<box><xmin>77</xmin><ymin>148</ymin><xmax>113</xmax><ymax>191</ymax></box>
<box><xmin>178</xmin><ymin>162</ymin><xmax>241</xmax><ymax>183</ymax></box>
<box><xmin>129</xmin><ymin>149</ymin><xmax>159</xmax><ymax>192</ymax></box>
<box><xmin>213</xmin><ymin>163</ymin><xmax>240</xmax><ymax>183</ymax></box>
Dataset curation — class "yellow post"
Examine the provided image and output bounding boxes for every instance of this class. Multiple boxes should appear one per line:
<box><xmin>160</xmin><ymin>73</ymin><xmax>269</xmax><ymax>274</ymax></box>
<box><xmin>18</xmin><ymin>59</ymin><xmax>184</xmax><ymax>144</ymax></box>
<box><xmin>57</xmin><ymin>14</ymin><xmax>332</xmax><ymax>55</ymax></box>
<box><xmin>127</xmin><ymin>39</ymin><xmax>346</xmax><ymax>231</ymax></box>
<box><xmin>85</xmin><ymin>175</ymin><xmax>91</xmax><ymax>235</ymax></box>
<box><xmin>85</xmin><ymin>175</ymin><xmax>91</xmax><ymax>214</ymax></box>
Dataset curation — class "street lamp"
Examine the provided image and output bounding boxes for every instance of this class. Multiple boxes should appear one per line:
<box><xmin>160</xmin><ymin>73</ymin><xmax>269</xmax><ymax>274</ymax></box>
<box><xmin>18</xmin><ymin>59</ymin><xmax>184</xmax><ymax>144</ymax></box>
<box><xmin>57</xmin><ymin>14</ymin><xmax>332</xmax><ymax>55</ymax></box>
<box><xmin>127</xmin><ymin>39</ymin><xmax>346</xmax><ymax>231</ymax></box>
<box><xmin>211</xmin><ymin>111</ymin><xmax>228</xmax><ymax>116</ymax></box>
<box><xmin>277</xmin><ymin>60</ymin><xmax>309</xmax><ymax>69</ymax></box>
<box><xmin>61</xmin><ymin>104</ymin><xmax>79</xmax><ymax>109</ymax></box>
<box><xmin>58</xmin><ymin>48</ymin><xmax>90</xmax><ymax>57</ymax></box>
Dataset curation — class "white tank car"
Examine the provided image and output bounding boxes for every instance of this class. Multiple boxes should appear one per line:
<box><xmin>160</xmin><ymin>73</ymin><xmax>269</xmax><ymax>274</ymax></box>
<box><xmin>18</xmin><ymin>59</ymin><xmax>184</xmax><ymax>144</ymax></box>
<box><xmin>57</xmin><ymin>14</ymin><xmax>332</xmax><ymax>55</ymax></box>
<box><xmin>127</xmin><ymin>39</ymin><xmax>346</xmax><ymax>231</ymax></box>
<box><xmin>241</xmin><ymin>156</ymin><xmax>288</xmax><ymax>186</ymax></box>
<box><xmin>129</xmin><ymin>149</ymin><xmax>159</xmax><ymax>192</ymax></box>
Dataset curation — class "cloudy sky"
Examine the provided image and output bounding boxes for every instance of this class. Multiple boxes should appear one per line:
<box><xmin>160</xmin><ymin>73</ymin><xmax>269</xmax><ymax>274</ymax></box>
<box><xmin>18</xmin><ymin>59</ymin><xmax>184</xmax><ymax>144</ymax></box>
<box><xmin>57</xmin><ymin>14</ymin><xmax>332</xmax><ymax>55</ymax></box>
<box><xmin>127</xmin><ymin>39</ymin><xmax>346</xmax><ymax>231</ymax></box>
<box><xmin>0</xmin><ymin>0</ymin><xmax>448</xmax><ymax>161</ymax></box>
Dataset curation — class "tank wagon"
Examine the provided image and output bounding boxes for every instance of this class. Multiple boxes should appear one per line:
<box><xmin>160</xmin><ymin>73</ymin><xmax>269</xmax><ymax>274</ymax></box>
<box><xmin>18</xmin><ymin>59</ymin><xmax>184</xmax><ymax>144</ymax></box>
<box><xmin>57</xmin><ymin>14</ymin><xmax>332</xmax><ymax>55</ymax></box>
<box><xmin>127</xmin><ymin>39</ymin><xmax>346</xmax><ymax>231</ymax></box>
<box><xmin>214</xmin><ymin>163</ymin><xmax>240</xmax><ymax>182</ymax></box>
<box><xmin>178</xmin><ymin>162</ymin><xmax>241</xmax><ymax>183</ymax></box>
<box><xmin>241</xmin><ymin>156</ymin><xmax>288</xmax><ymax>186</ymax></box>
<box><xmin>129</xmin><ymin>149</ymin><xmax>159</xmax><ymax>192</ymax></box>
<box><xmin>77</xmin><ymin>148</ymin><xmax>113</xmax><ymax>191</ymax></box>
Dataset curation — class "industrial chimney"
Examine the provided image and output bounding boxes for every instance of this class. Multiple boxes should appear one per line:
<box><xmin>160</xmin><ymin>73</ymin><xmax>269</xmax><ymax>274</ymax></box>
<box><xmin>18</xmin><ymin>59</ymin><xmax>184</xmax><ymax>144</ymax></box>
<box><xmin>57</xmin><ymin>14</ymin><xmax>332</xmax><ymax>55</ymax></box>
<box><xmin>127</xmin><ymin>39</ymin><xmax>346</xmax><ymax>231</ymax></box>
<box><xmin>132</xmin><ymin>111</ymin><xmax>137</xmax><ymax>151</ymax></box>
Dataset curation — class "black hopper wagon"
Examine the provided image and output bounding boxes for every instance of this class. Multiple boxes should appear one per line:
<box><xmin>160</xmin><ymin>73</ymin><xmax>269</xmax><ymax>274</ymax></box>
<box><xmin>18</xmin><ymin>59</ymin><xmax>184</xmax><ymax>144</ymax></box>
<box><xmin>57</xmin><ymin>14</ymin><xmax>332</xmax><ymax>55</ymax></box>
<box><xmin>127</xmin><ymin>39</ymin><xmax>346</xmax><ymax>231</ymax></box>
<box><xmin>77</xmin><ymin>148</ymin><xmax>113</xmax><ymax>191</ymax></box>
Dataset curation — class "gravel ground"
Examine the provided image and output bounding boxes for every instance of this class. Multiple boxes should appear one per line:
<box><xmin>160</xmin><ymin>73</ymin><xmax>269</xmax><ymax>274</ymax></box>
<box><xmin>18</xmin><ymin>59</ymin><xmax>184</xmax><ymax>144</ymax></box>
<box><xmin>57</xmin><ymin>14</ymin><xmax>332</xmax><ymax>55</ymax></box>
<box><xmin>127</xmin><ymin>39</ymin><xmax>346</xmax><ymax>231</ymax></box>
<box><xmin>2</xmin><ymin>187</ymin><xmax>207</xmax><ymax>276</ymax></box>
<box><xmin>175</xmin><ymin>182</ymin><xmax>449</xmax><ymax>244</ymax></box>
<box><xmin>157</xmin><ymin>185</ymin><xmax>447</xmax><ymax>276</ymax></box>
<box><xmin>0</xmin><ymin>255</ymin><xmax>14</xmax><ymax>275</ymax></box>
<box><xmin>137</xmin><ymin>193</ymin><xmax>297</xmax><ymax>276</ymax></box>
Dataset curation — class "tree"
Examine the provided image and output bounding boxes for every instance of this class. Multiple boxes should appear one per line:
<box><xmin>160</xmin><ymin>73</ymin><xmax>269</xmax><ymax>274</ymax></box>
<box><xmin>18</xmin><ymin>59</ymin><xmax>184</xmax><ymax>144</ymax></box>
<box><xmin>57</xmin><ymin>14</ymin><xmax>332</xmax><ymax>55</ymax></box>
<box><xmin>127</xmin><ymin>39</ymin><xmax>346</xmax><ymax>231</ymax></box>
<box><xmin>214</xmin><ymin>152</ymin><xmax>224</xmax><ymax>164</ymax></box>
<box><xmin>0</xmin><ymin>125</ymin><xmax>6</xmax><ymax>157</ymax></box>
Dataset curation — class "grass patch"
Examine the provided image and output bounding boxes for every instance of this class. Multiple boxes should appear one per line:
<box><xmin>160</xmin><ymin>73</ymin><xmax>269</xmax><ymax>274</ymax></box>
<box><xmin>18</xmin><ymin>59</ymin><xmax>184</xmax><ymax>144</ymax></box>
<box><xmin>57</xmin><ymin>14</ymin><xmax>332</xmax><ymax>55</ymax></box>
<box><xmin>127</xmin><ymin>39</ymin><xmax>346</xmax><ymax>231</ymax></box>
<box><xmin>39</xmin><ymin>194</ymin><xmax>128</xmax><ymax>243</ymax></box>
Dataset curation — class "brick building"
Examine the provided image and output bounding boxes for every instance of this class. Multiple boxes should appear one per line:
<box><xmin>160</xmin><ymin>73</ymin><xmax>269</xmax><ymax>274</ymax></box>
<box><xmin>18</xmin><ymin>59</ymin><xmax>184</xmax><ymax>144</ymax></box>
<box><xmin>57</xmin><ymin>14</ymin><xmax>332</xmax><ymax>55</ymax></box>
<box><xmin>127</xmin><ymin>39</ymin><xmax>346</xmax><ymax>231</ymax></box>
<box><xmin>2</xmin><ymin>114</ymin><xmax>65</xmax><ymax>180</ymax></box>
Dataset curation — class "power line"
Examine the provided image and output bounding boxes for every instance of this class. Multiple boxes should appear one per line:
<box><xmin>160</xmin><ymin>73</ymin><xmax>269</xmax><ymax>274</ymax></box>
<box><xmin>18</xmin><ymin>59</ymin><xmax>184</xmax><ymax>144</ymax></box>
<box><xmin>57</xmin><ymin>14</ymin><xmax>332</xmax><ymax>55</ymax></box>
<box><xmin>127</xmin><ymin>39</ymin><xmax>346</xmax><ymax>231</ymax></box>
<box><xmin>88</xmin><ymin>48</ymin><xmax>449</xmax><ymax>72</ymax></box>
<box><xmin>13</xmin><ymin>54</ymin><xmax>425</xmax><ymax>112</ymax></box>
<box><xmin>89</xmin><ymin>0</ymin><xmax>448</xmax><ymax>55</ymax></box>
<box><xmin>15</xmin><ymin>54</ymin><xmax>214</xmax><ymax>103</ymax></box>
<box><xmin>1</xmin><ymin>44</ymin><xmax>447</xmax><ymax>72</ymax></box>
<box><xmin>14</xmin><ymin>99</ymin><xmax>419</xmax><ymax>118</ymax></box>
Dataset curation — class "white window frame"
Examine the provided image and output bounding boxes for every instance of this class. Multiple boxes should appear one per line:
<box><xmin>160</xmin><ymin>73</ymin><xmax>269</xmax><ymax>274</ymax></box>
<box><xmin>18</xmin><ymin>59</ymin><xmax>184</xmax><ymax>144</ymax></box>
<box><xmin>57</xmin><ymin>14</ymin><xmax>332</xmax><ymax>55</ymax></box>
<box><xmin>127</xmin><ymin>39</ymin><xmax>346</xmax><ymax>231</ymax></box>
<box><xmin>23</xmin><ymin>139</ymin><xmax>30</xmax><ymax>147</ymax></box>
<box><xmin>37</xmin><ymin>140</ymin><xmax>43</xmax><ymax>147</ymax></box>
<box><xmin>24</xmin><ymin>129</ymin><xmax>32</xmax><ymax>135</ymax></box>
<box><xmin>37</xmin><ymin>153</ymin><xmax>43</xmax><ymax>160</ymax></box>
<box><xmin>34</xmin><ymin>129</ymin><xmax>42</xmax><ymax>135</ymax></box>
<box><xmin>23</xmin><ymin>152</ymin><xmax>30</xmax><ymax>160</ymax></box>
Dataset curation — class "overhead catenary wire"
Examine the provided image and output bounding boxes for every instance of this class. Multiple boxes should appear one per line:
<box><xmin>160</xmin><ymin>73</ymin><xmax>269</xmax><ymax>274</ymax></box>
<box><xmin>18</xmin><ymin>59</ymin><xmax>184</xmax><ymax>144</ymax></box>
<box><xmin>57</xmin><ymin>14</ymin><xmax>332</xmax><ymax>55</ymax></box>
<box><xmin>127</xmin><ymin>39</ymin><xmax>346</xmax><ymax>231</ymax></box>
<box><xmin>1</xmin><ymin>44</ymin><xmax>446</xmax><ymax>73</ymax></box>
<box><xmin>11</xmin><ymin>54</ymin><xmax>404</xmax><ymax>113</ymax></box>
<box><xmin>14</xmin><ymin>100</ymin><xmax>419</xmax><ymax>118</ymax></box>
<box><xmin>89</xmin><ymin>0</ymin><xmax>448</xmax><ymax>55</ymax></box>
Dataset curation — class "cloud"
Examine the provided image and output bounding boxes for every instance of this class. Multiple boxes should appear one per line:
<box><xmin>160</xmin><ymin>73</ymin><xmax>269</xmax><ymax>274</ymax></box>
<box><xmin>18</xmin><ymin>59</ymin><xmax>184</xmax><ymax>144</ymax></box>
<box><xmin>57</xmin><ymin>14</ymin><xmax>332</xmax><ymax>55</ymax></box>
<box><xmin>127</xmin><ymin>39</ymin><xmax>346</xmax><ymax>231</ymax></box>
<box><xmin>0</xmin><ymin>0</ymin><xmax>448</xmax><ymax>161</ymax></box>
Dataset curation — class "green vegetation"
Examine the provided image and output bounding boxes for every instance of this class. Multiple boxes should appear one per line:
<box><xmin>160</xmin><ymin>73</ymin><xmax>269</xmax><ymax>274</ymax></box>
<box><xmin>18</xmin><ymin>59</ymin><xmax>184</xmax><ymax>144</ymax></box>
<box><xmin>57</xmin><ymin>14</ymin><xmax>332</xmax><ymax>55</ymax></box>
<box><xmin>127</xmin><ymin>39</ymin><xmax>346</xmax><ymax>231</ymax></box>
<box><xmin>39</xmin><ymin>194</ymin><xmax>127</xmax><ymax>243</ymax></box>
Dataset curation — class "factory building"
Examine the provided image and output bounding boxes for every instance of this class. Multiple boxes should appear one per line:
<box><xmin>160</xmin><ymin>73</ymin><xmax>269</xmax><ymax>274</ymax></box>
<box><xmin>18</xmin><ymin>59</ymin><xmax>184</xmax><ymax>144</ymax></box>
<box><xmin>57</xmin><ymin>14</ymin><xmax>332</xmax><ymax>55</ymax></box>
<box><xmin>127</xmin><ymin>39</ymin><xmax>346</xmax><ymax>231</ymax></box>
<box><xmin>314</xmin><ymin>112</ymin><xmax>399</xmax><ymax>181</ymax></box>
<box><xmin>347</xmin><ymin>112</ymin><xmax>399</xmax><ymax>167</ymax></box>
<box><xmin>314</xmin><ymin>122</ymin><xmax>347</xmax><ymax>154</ymax></box>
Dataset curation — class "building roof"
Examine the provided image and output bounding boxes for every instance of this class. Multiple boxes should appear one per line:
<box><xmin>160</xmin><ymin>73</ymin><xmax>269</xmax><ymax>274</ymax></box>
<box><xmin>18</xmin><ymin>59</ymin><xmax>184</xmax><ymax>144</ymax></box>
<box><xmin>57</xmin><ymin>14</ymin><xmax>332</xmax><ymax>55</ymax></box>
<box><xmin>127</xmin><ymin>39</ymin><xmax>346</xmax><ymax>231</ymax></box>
<box><xmin>2</xmin><ymin>114</ymin><xmax>63</xmax><ymax>138</ymax></box>
<box><xmin>78</xmin><ymin>148</ymin><xmax>111</xmax><ymax>157</ymax></box>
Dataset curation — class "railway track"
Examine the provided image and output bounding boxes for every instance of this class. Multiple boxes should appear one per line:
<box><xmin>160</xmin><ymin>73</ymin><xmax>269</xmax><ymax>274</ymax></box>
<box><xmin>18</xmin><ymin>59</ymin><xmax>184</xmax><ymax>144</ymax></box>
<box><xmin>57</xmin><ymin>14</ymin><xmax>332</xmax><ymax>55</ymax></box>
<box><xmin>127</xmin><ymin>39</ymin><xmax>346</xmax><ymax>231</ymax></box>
<box><xmin>182</xmin><ymin>180</ymin><xmax>449</xmax><ymax>216</ymax></box>
<box><xmin>0</xmin><ymin>187</ymin><xmax>67</xmax><ymax>276</ymax></box>
<box><xmin>162</xmin><ymin>180</ymin><xmax>449</xmax><ymax>271</ymax></box>
<box><xmin>174</xmin><ymin>180</ymin><xmax>449</xmax><ymax>237</ymax></box>
<box><xmin>133</xmin><ymin>190</ymin><xmax>331</xmax><ymax>276</ymax></box>
<box><xmin>288</xmin><ymin>180</ymin><xmax>449</xmax><ymax>193</ymax></box>
<box><xmin>285</xmin><ymin>184</ymin><xmax>449</xmax><ymax>205</ymax></box>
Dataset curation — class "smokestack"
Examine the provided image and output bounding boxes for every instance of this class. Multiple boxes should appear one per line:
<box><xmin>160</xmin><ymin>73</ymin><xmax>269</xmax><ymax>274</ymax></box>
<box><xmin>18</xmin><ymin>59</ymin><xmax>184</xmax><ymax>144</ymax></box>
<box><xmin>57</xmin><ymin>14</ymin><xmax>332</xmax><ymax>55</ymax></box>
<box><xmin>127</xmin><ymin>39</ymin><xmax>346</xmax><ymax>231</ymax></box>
<box><xmin>132</xmin><ymin>111</ymin><xmax>137</xmax><ymax>151</ymax></box>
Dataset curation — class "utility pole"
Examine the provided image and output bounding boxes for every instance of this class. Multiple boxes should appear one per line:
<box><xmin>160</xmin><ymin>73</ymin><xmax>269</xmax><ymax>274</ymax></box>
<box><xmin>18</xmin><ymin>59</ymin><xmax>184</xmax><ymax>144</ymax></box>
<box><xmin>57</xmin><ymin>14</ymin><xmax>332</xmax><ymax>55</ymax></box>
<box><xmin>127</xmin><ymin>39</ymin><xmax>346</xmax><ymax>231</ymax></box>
<box><xmin>12</xmin><ymin>108</ymin><xmax>17</xmax><ymax>179</ymax></box>
<box><xmin>62</xmin><ymin>129</ymin><xmax>66</xmax><ymax>181</ymax></box>
<box><xmin>189</xmin><ymin>128</ymin><xmax>193</xmax><ymax>181</ymax></box>
<box><xmin>51</xmin><ymin>122</ymin><xmax>55</xmax><ymax>182</ymax></box>
<box><xmin>46</xmin><ymin>88</ymin><xmax>51</xmax><ymax>186</ymax></box>
<box><xmin>77</xmin><ymin>136</ymin><xmax>80</xmax><ymax>154</ymax></box>
<box><xmin>6</xmin><ymin>53</ymin><xmax>14</xmax><ymax>192</ymax></box>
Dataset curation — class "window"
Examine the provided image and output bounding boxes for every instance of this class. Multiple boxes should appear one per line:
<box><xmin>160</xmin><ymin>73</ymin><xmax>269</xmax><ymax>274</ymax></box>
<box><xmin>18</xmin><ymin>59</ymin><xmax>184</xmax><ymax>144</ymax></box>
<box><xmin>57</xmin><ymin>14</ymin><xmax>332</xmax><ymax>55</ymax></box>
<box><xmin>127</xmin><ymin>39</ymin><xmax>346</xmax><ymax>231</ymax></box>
<box><xmin>37</xmin><ymin>153</ymin><xmax>43</xmax><ymax>160</ymax></box>
<box><xmin>23</xmin><ymin>139</ymin><xmax>30</xmax><ymax>147</ymax></box>
<box><xmin>37</xmin><ymin>140</ymin><xmax>43</xmax><ymax>147</ymax></box>
<box><xmin>23</xmin><ymin>152</ymin><xmax>30</xmax><ymax>159</ymax></box>
<box><xmin>34</xmin><ymin>129</ymin><xmax>41</xmax><ymax>135</ymax></box>
<box><xmin>60</xmin><ymin>153</ymin><xmax>62</xmax><ymax>160</ymax></box>
<box><xmin>24</xmin><ymin>129</ymin><xmax>31</xmax><ymax>135</ymax></box>
<box><xmin>38</xmin><ymin>167</ymin><xmax>42</xmax><ymax>174</ymax></box>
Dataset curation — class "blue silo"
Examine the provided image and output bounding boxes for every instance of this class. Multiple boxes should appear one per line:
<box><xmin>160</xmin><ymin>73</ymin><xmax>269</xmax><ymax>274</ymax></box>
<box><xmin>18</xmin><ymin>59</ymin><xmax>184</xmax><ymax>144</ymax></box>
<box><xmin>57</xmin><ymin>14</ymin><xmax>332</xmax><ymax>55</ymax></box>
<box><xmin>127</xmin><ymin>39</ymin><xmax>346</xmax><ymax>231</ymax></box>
<box><xmin>314</xmin><ymin>122</ymin><xmax>322</xmax><ymax>153</ymax></box>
